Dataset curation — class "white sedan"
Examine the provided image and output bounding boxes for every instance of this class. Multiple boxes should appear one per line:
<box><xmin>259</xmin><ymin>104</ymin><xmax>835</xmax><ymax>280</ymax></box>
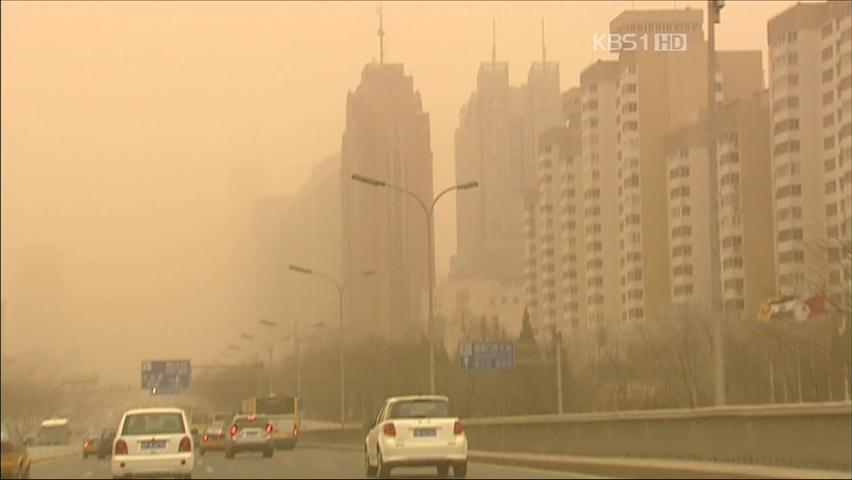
<box><xmin>364</xmin><ymin>395</ymin><xmax>468</xmax><ymax>478</ymax></box>
<box><xmin>111</xmin><ymin>407</ymin><xmax>195</xmax><ymax>479</ymax></box>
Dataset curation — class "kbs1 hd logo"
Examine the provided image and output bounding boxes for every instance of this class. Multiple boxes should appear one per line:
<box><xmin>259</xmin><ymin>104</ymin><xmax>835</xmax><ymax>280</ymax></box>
<box><xmin>593</xmin><ymin>33</ymin><xmax>688</xmax><ymax>52</ymax></box>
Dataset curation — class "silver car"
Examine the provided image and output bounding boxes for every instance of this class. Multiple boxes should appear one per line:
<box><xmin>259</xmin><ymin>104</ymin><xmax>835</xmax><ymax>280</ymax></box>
<box><xmin>224</xmin><ymin>415</ymin><xmax>273</xmax><ymax>459</ymax></box>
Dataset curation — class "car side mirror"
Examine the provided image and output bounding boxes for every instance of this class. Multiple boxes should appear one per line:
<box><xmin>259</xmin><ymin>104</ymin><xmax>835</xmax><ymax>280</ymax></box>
<box><xmin>190</xmin><ymin>428</ymin><xmax>199</xmax><ymax>436</ymax></box>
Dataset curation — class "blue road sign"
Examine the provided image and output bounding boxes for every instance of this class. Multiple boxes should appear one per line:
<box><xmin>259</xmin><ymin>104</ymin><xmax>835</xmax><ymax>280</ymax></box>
<box><xmin>141</xmin><ymin>360</ymin><xmax>191</xmax><ymax>394</ymax></box>
<box><xmin>459</xmin><ymin>341</ymin><xmax>514</xmax><ymax>371</ymax></box>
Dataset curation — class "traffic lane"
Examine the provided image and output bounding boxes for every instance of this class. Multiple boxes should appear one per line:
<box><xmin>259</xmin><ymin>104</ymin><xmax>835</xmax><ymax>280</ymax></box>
<box><xmin>30</xmin><ymin>453</ymin><xmax>111</xmax><ymax>479</ymax></box>
<box><xmin>195</xmin><ymin>446</ymin><xmax>605</xmax><ymax>479</ymax></box>
<box><xmin>31</xmin><ymin>447</ymin><xmax>606</xmax><ymax>479</ymax></box>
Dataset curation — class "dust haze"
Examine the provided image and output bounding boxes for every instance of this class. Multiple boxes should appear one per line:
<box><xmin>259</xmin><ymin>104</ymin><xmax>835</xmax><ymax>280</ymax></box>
<box><xmin>1</xmin><ymin>0</ymin><xmax>798</xmax><ymax>385</ymax></box>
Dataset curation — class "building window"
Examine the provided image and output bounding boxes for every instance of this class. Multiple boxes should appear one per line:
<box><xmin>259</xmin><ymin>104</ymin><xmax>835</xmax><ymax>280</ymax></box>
<box><xmin>777</xmin><ymin>228</ymin><xmax>803</xmax><ymax>242</ymax></box>
<box><xmin>778</xmin><ymin>250</ymin><xmax>804</xmax><ymax>263</ymax></box>
<box><xmin>722</xmin><ymin>257</ymin><xmax>743</xmax><ymax>269</ymax></box>
<box><xmin>776</xmin><ymin>184</ymin><xmax>802</xmax><ymax>199</ymax></box>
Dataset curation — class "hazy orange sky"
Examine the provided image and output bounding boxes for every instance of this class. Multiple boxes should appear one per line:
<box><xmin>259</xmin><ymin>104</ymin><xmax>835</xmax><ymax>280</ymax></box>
<box><xmin>1</xmin><ymin>0</ymin><xmax>800</xmax><ymax>382</ymax></box>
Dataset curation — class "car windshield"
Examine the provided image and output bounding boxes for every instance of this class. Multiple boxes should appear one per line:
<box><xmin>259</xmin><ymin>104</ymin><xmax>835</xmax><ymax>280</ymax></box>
<box><xmin>234</xmin><ymin>416</ymin><xmax>268</xmax><ymax>428</ymax></box>
<box><xmin>207</xmin><ymin>421</ymin><xmax>225</xmax><ymax>432</ymax></box>
<box><xmin>387</xmin><ymin>400</ymin><xmax>450</xmax><ymax>419</ymax></box>
<box><xmin>121</xmin><ymin>413</ymin><xmax>185</xmax><ymax>436</ymax></box>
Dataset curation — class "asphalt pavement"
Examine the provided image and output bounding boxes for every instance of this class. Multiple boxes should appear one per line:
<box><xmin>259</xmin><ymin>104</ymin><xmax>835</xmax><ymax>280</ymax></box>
<box><xmin>30</xmin><ymin>446</ymin><xmax>604</xmax><ymax>479</ymax></box>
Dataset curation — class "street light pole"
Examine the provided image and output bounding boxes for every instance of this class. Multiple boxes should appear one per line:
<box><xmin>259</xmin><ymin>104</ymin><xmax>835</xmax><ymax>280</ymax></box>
<box><xmin>286</xmin><ymin>321</ymin><xmax>325</xmax><ymax>399</ymax></box>
<box><xmin>290</xmin><ymin>265</ymin><xmax>370</xmax><ymax>428</ymax></box>
<box><xmin>707</xmin><ymin>0</ymin><xmax>726</xmax><ymax>407</ymax></box>
<box><xmin>259</xmin><ymin>319</ymin><xmax>278</xmax><ymax>395</ymax></box>
<box><xmin>351</xmin><ymin>173</ymin><xmax>478</xmax><ymax>394</ymax></box>
<box><xmin>555</xmin><ymin>331</ymin><xmax>564</xmax><ymax>415</ymax></box>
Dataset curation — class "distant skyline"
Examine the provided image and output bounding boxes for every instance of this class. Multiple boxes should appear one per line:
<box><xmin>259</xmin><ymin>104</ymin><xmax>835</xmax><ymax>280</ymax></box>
<box><xmin>1</xmin><ymin>1</ymin><xmax>800</xmax><ymax>382</ymax></box>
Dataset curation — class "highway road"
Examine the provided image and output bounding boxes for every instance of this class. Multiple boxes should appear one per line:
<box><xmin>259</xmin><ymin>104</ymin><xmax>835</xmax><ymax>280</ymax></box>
<box><xmin>31</xmin><ymin>446</ymin><xmax>604</xmax><ymax>479</ymax></box>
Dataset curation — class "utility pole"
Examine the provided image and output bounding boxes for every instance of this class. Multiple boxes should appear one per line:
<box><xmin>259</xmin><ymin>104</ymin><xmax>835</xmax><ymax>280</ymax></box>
<box><xmin>707</xmin><ymin>0</ymin><xmax>726</xmax><ymax>407</ymax></box>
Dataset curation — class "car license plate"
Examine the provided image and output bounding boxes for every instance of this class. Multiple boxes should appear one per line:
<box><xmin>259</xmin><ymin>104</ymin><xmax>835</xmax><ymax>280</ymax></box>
<box><xmin>413</xmin><ymin>428</ymin><xmax>437</xmax><ymax>438</ymax></box>
<box><xmin>140</xmin><ymin>440</ymin><xmax>166</xmax><ymax>450</ymax></box>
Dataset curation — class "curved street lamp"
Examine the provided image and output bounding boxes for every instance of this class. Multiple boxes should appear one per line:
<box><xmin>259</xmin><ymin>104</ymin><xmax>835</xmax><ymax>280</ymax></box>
<box><xmin>289</xmin><ymin>264</ymin><xmax>373</xmax><ymax>427</ymax></box>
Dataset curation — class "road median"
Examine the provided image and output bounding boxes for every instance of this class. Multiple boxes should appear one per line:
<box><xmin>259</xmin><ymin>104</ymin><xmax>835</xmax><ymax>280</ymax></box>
<box><xmin>468</xmin><ymin>450</ymin><xmax>852</xmax><ymax>480</ymax></box>
<box><xmin>298</xmin><ymin>441</ymin><xmax>851</xmax><ymax>479</ymax></box>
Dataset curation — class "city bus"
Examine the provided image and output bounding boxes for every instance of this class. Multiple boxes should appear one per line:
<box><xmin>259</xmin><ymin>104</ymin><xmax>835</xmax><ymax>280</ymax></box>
<box><xmin>240</xmin><ymin>395</ymin><xmax>300</xmax><ymax>450</ymax></box>
<box><xmin>36</xmin><ymin>418</ymin><xmax>71</xmax><ymax>446</ymax></box>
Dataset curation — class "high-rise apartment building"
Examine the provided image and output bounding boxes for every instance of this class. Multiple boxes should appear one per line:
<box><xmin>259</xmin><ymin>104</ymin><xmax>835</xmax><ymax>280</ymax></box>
<box><xmin>341</xmin><ymin>62</ymin><xmax>433</xmax><ymax>339</ymax></box>
<box><xmin>716</xmin><ymin>91</ymin><xmax>777</xmax><ymax>322</ymax></box>
<box><xmin>524</xmin><ymin>87</ymin><xmax>583</xmax><ymax>332</ymax></box>
<box><xmin>580</xmin><ymin>60</ymin><xmax>620</xmax><ymax>329</ymax></box>
<box><xmin>610</xmin><ymin>9</ymin><xmax>708</xmax><ymax>323</ymax></box>
<box><xmin>662</xmin><ymin>50</ymin><xmax>764</xmax><ymax>314</ymax></box>
<box><xmin>767</xmin><ymin>1</ymin><xmax>851</xmax><ymax>298</ymax></box>
<box><xmin>818</xmin><ymin>3</ymin><xmax>852</xmax><ymax>300</ymax></box>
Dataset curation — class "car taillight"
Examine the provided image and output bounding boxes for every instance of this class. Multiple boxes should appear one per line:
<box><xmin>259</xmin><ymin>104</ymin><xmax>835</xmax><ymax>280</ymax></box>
<box><xmin>114</xmin><ymin>439</ymin><xmax>128</xmax><ymax>455</ymax></box>
<box><xmin>179</xmin><ymin>436</ymin><xmax>192</xmax><ymax>453</ymax></box>
<box><xmin>83</xmin><ymin>441</ymin><xmax>89</xmax><ymax>448</ymax></box>
<box><xmin>292</xmin><ymin>424</ymin><xmax>299</xmax><ymax>437</ymax></box>
<box><xmin>453</xmin><ymin>421</ymin><xmax>464</xmax><ymax>435</ymax></box>
<box><xmin>229</xmin><ymin>424</ymin><xmax>238</xmax><ymax>436</ymax></box>
<box><xmin>265</xmin><ymin>424</ymin><xmax>273</xmax><ymax>434</ymax></box>
<box><xmin>202</xmin><ymin>434</ymin><xmax>209</xmax><ymax>442</ymax></box>
<box><xmin>382</xmin><ymin>422</ymin><xmax>396</xmax><ymax>437</ymax></box>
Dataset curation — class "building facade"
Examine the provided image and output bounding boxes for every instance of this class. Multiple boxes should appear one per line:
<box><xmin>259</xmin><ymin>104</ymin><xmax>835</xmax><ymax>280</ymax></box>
<box><xmin>716</xmin><ymin>91</ymin><xmax>777</xmax><ymax>322</ymax></box>
<box><xmin>767</xmin><ymin>2</ymin><xmax>851</xmax><ymax>298</ymax></box>
<box><xmin>452</xmin><ymin>57</ymin><xmax>561</xmax><ymax>284</ymax></box>
<box><xmin>341</xmin><ymin>62</ymin><xmax>433</xmax><ymax>340</ymax></box>
<box><xmin>609</xmin><ymin>9</ymin><xmax>708</xmax><ymax>323</ymax></box>
<box><xmin>580</xmin><ymin>61</ymin><xmax>621</xmax><ymax>330</ymax></box>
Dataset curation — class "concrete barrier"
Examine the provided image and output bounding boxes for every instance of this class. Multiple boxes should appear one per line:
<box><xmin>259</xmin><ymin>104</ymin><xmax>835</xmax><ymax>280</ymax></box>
<box><xmin>300</xmin><ymin>402</ymin><xmax>852</xmax><ymax>474</ymax></box>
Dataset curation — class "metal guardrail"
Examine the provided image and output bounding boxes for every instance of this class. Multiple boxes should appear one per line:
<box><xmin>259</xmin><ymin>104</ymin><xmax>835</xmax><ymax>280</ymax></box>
<box><xmin>300</xmin><ymin>402</ymin><xmax>852</xmax><ymax>473</ymax></box>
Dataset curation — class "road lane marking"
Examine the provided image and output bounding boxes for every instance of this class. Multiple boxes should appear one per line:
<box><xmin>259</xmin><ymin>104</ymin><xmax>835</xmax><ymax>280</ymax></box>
<box><xmin>206</xmin><ymin>466</ymin><xmax>214</xmax><ymax>473</ymax></box>
<box><xmin>81</xmin><ymin>470</ymin><xmax>93</xmax><ymax>478</ymax></box>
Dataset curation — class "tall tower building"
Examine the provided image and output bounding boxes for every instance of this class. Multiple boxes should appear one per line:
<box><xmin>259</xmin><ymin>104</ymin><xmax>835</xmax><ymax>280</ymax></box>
<box><xmin>452</xmin><ymin>26</ymin><xmax>561</xmax><ymax>284</ymax></box>
<box><xmin>767</xmin><ymin>2</ymin><xmax>851</xmax><ymax>299</ymax></box>
<box><xmin>341</xmin><ymin>62</ymin><xmax>433</xmax><ymax>339</ymax></box>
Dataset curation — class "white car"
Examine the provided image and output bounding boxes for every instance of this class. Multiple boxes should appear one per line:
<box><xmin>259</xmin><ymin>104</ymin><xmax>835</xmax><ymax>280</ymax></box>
<box><xmin>364</xmin><ymin>395</ymin><xmax>468</xmax><ymax>478</ymax></box>
<box><xmin>111</xmin><ymin>407</ymin><xmax>195</xmax><ymax>479</ymax></box>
